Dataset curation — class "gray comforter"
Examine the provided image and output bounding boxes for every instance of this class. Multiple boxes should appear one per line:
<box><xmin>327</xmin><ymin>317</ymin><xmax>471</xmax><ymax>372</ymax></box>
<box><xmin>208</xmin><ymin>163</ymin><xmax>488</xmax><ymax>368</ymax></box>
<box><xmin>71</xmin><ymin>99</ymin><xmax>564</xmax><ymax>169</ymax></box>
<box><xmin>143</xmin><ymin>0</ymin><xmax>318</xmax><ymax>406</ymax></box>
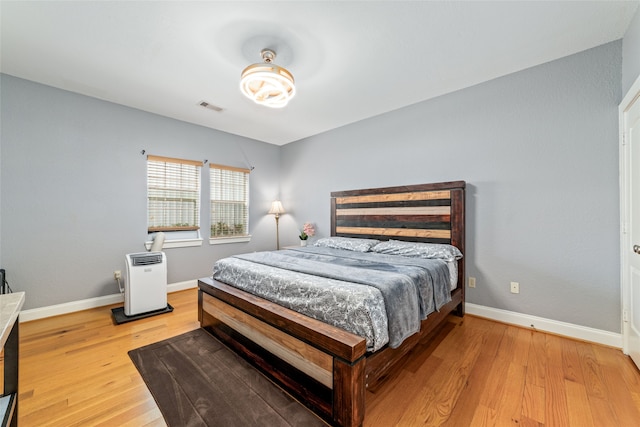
<box><xmin>212</xmin><ymin>246</ymin><xmax>451</xmax><ymax>352</ymax></box>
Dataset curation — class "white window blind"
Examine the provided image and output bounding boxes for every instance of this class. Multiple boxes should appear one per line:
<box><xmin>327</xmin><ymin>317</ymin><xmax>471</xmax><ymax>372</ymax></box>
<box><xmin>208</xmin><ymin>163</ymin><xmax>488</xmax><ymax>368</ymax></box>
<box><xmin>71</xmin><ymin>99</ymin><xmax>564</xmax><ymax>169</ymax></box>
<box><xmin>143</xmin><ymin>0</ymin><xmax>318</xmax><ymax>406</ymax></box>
<box><xmin>147</xmin><ymin>155</ymin><xmax>202</xmax><ymax>232</ymax></box>
<box><xmin>210</xmin><ymin>163</ymin><xmax>250</xmax><ymax>238</ymax></box>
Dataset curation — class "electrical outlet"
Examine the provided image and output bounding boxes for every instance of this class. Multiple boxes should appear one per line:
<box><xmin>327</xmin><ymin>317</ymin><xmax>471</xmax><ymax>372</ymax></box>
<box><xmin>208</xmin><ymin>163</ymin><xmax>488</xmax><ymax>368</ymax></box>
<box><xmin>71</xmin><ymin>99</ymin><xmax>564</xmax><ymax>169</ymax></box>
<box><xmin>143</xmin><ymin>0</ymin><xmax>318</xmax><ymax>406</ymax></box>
<box><xmin>468</xmin><ymin>277</ymin><xmax>476</xmax><ymax>288</ymax></box>
<box><xmin>510</xmin><ymin>281</ymin><xmax>520</xmax><ymax>294</ymax></box>
<box><xmin>114</xmin><ymin>270</ymin><xmax>122</xmax><ymax>280</ymax></box>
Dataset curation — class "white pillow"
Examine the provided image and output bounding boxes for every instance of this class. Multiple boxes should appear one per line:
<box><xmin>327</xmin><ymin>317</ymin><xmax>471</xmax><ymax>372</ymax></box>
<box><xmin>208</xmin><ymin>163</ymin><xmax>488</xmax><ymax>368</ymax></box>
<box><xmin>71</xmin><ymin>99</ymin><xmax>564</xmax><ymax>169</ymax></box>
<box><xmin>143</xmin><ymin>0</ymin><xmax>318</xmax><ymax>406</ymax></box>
<box><xmin>371</xmin><ymin>240</ymin><xmax>463</xmax><ymax>261</ymax></box>
<box><xmin>313</xmin><ymin>237</ymin><xmax>380</xmax><ymax>252</ymax></box>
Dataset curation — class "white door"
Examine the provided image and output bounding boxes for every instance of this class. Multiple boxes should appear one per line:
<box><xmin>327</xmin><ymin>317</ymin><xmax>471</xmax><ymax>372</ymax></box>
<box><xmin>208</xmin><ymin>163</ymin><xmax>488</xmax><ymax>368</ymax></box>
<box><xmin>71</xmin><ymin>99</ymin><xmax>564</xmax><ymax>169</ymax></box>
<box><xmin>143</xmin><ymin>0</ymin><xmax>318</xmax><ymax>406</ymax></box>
<box><xmin>622</xmin><ymin>78</ymin><xmax>640</xmax><ymax>369</ymax></box>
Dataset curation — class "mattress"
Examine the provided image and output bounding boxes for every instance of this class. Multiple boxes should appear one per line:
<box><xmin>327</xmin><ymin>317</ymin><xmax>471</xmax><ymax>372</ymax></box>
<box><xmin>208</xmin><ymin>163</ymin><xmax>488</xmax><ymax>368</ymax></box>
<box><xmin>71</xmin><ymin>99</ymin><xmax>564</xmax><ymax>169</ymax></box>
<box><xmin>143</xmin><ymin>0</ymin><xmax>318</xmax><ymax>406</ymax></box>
<box><xmin>212</xmin><ymin>246</ymin><xmax>454</xmax><ymax>352</ymax></box>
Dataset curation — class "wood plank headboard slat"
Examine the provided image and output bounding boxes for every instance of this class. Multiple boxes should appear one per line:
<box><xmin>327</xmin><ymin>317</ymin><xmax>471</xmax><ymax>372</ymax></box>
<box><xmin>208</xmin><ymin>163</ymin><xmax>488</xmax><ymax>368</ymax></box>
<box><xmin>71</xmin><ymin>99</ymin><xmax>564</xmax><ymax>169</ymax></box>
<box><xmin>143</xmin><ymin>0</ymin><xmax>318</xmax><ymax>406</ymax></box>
<box><xmin>336</xmin><ymin>190</ymin><xmax>451</xmax><ymax>204</ymax></box>
<box><xmin>330</xmin><ymin>181</ymin><xmax>465</xmax><ymax>197</ymax></box>
<box><xmin>335</xmin><ymin>227</ymin><xmax>451</xmax><ymax>239</ymax></box>
<box><xmin>335</xmin><ymin>206</ymin><xmax>451</xmax><ymax>216</ymax></box>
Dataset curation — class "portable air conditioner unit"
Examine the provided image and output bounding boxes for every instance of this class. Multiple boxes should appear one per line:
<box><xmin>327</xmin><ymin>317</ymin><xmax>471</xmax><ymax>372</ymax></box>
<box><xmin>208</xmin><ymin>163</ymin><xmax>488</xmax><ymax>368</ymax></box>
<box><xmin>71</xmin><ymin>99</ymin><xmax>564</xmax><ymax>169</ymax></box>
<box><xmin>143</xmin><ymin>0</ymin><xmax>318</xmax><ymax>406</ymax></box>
<box><xmin>124</xmin><ymin>252</ymin><xmax>167</xmax><ymax>316</ymax></box>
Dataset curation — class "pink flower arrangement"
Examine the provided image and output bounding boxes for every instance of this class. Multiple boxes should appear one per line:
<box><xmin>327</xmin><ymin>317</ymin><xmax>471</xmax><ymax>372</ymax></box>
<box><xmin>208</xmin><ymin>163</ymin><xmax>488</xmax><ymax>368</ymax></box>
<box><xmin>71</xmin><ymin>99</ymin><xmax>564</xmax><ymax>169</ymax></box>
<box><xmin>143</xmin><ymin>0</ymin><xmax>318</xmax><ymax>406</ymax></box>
<box><xmin>299</xmin><ymin>222</ymin><xmax>315</xmax><ymax>240</ymax></box>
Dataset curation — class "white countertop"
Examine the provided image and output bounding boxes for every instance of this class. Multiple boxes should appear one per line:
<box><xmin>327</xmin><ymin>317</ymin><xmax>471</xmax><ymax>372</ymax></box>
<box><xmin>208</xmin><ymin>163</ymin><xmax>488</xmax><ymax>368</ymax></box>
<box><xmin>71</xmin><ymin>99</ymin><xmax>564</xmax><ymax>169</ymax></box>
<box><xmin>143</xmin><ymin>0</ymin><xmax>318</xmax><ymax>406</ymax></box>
<box><xmin>0</xmin><ymin>292</ymin><xmax>25</xmax><ymax>348</ymax></box>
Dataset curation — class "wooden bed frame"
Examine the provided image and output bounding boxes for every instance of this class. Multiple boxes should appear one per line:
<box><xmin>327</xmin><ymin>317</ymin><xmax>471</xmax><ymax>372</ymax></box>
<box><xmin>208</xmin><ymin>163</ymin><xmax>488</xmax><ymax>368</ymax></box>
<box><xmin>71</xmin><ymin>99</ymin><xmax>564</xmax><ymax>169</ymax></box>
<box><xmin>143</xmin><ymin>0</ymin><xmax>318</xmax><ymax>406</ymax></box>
<box><xmin>198</xmin><ymin>181</ymin><xmax>465</xmax><ymax>426</ymax></box>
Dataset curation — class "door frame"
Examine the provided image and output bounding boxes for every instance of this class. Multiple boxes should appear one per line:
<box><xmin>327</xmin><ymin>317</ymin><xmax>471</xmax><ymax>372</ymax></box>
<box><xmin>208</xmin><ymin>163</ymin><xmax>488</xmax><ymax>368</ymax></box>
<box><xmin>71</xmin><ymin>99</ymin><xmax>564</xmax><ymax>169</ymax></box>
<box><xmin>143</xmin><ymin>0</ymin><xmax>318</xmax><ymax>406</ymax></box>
<box><xmin>620</xmin><ymin>74</ymin><xmax>640</xmax><ymax>355</ymax></box>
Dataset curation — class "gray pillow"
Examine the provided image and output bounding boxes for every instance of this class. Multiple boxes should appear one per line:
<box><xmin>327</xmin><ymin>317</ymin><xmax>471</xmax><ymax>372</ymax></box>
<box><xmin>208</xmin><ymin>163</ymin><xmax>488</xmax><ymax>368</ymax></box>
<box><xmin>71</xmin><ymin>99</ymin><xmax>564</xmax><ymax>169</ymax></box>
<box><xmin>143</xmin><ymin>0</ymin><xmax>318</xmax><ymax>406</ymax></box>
<box><xmin>313</xmin><ymin>237</ymin><xmax>380</xmax><ymax>252</ymax></box>
<box><xmin>371</xmin><ymin>240</ymin><xmax>463</xmax><ymax>261</ymax></box>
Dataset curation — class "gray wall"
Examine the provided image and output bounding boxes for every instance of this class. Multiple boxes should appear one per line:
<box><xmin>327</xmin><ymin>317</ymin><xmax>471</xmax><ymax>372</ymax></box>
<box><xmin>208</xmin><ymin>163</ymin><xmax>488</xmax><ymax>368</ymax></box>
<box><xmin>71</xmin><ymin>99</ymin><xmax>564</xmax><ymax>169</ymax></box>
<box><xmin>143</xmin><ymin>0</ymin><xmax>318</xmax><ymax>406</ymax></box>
<box><xmin>0</xmin><ymin>74</ymin><xmax>281</xmax><ymax>310</ymax></box>
<box><xmin>280</xmin><ymin>41</ymin><xmax>622</xmax><ymax>333</ymax></box>
<box><xmin>623</xmin><ymin>6</ymin><xmax>640</xmax><ymax>95</ymax></box>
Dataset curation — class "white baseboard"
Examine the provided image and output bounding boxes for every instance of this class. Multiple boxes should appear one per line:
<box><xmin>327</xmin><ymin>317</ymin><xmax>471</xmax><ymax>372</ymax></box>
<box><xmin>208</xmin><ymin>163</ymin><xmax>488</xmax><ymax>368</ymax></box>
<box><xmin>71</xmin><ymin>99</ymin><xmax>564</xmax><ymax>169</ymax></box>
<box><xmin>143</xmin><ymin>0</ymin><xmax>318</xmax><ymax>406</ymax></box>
<box><xmin>466</xmin><ymin>303</ymin><xmax>622</xmax><ymax>348</ymax></box>
<box><xmin>167</xmin><ymin>279</ymin><xmax>199</xmax><ymax>293</ymax></box>
<box><xmin>19</xmin><ymin>279</ymin><xmax>198</xmax><ymax>323</ymax></box>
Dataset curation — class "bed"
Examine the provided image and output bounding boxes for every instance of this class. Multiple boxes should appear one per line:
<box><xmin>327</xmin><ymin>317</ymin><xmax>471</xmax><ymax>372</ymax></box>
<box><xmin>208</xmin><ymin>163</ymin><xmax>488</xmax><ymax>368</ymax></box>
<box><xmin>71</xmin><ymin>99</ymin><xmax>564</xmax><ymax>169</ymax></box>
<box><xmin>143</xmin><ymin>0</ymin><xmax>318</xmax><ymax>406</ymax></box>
<box><xmin>198</xmin><ymin>181</ymin><xmax>465</xmax><ymax>426</ymax></box>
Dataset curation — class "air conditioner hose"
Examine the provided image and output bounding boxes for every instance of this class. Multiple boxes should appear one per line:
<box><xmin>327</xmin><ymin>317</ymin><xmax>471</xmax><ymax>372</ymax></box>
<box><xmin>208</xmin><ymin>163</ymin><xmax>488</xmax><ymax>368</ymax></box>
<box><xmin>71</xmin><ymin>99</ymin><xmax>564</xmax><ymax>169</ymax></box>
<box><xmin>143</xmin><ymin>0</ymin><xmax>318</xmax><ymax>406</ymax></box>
<box><xmin>150</xmin><ymin>232</ymin><xmax>165</xmax><ymax>252</ymax></box>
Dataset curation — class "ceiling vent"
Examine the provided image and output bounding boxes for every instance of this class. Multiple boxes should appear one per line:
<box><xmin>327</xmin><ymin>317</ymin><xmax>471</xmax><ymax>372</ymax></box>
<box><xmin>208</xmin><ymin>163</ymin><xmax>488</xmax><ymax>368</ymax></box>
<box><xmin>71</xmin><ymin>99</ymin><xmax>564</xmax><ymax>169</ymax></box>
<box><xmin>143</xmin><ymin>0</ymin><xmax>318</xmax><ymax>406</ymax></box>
<box><xmin>198</xmin><ymin>101</ymin><xmax>224</xmax><ymax>112</ymax></box>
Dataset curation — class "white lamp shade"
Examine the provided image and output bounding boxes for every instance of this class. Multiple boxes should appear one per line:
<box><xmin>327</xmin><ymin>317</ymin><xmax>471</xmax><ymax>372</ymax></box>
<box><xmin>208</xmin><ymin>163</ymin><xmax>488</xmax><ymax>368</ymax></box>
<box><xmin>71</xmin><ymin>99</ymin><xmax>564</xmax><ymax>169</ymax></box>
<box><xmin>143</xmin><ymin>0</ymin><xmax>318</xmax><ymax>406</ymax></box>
<box><xmin>268</xmin><ymin>200</ymin><xmax>285</xmax><ymax>215</ymax></box>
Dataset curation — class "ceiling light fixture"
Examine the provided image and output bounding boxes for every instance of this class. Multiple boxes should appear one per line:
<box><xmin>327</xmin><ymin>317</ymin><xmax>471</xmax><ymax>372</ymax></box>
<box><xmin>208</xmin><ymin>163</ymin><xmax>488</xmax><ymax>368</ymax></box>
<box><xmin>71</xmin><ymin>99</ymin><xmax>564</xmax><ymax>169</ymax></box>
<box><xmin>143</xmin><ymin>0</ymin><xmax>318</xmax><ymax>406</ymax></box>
<box><xmin>240</xmin><ymin>49</ymin><xmax>295</xmax><ymax>108</ymax></box>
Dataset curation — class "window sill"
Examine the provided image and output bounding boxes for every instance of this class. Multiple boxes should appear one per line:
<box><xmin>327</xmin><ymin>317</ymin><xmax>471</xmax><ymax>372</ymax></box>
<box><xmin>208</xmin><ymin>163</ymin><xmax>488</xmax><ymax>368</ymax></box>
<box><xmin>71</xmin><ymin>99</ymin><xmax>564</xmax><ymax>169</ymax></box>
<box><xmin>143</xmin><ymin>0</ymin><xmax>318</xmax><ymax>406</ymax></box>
<box><xmin>144</xmin><ymin>238</ymin><xmax>203</xmax><ymax>250</ymax></box>
<box><xmin>209</xmin><ymin>235</ymin><xmax>252</xmax><ymax>245</ymax></box>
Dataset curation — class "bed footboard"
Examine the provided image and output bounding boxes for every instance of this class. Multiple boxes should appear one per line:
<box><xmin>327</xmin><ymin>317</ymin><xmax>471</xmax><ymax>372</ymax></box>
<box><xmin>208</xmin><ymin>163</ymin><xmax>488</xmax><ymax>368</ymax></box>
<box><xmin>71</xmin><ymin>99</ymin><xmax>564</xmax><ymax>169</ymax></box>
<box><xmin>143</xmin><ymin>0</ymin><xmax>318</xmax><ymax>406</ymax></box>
<box><xmin>198</xmin><ymin>277</ymin><xmax>367</xmax><ymax>427</ymax></box>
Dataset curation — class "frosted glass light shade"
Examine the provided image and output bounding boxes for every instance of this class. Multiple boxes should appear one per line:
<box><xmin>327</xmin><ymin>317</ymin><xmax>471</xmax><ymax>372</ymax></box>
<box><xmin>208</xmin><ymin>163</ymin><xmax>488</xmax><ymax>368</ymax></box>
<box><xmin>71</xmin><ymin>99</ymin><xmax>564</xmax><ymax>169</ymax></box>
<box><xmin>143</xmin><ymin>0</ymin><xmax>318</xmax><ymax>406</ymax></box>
<box><xmin>240</xmin><ymin>49</ymin><xmax>295</xmax><ymax>108</ymax></box>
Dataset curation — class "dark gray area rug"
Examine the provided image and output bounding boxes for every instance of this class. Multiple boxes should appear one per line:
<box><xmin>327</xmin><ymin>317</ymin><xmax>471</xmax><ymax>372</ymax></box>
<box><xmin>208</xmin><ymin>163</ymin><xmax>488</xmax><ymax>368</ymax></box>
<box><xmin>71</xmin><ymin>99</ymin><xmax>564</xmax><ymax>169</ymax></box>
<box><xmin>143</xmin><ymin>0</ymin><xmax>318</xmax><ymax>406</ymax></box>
<box><xmin>129</xmin><ymin>328</ymin><xmax>326</xmax><ymax>427</ymax></box>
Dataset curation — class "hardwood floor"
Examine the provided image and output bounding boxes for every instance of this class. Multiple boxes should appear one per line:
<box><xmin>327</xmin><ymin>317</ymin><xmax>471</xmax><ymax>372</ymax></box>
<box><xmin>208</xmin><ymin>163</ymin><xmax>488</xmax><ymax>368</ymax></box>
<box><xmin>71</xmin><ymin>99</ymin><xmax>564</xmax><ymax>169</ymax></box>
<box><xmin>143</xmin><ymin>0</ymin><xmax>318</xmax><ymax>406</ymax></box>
<box><xmin>364</xmin><ymin>315</ymin><xmax>640</xmax><ymax>427</ymax></box>
<box><xmin>16</xmin><ymin>288</ymin><xmax>640</xmax><ymax>426</ymax></box>
<box><xmin>18</xmin><ymin>289</ymin><xmax>200</xmax><ymax>426</ymax></box>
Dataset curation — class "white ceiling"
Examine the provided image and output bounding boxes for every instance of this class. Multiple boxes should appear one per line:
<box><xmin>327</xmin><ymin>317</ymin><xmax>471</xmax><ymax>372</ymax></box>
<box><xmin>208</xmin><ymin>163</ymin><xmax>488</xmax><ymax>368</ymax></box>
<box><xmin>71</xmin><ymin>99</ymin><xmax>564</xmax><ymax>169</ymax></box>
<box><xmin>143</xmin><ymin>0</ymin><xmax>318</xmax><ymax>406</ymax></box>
<box><xmin>1</xmin><ymin>1</ymin><xmax>638</xmax><ymax>145</ymax></box>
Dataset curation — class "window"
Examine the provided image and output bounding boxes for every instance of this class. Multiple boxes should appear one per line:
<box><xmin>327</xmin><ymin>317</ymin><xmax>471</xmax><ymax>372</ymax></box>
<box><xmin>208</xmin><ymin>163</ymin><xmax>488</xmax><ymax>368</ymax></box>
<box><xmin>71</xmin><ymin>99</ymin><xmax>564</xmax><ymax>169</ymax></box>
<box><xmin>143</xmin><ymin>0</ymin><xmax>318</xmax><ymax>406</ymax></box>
<box><xmin>210</xmin><ymin>163</ymin><xmax>250</xmax><ymax>243</ymax></box>
<box><xmin>147</xmin><ymin>155</ymin><xmax>202</xmax><ymax>234</ymax></box>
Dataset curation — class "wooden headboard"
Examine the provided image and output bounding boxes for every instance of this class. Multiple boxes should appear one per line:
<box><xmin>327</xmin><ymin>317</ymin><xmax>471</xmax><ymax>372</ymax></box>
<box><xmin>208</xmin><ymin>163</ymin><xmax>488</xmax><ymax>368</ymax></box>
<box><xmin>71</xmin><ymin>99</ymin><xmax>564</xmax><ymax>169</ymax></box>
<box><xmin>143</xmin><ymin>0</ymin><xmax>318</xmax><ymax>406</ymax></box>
<box><xmin>330</xmin><ymin>181</ymin><xmax>465</xmax><ymax>251</ymax></box>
